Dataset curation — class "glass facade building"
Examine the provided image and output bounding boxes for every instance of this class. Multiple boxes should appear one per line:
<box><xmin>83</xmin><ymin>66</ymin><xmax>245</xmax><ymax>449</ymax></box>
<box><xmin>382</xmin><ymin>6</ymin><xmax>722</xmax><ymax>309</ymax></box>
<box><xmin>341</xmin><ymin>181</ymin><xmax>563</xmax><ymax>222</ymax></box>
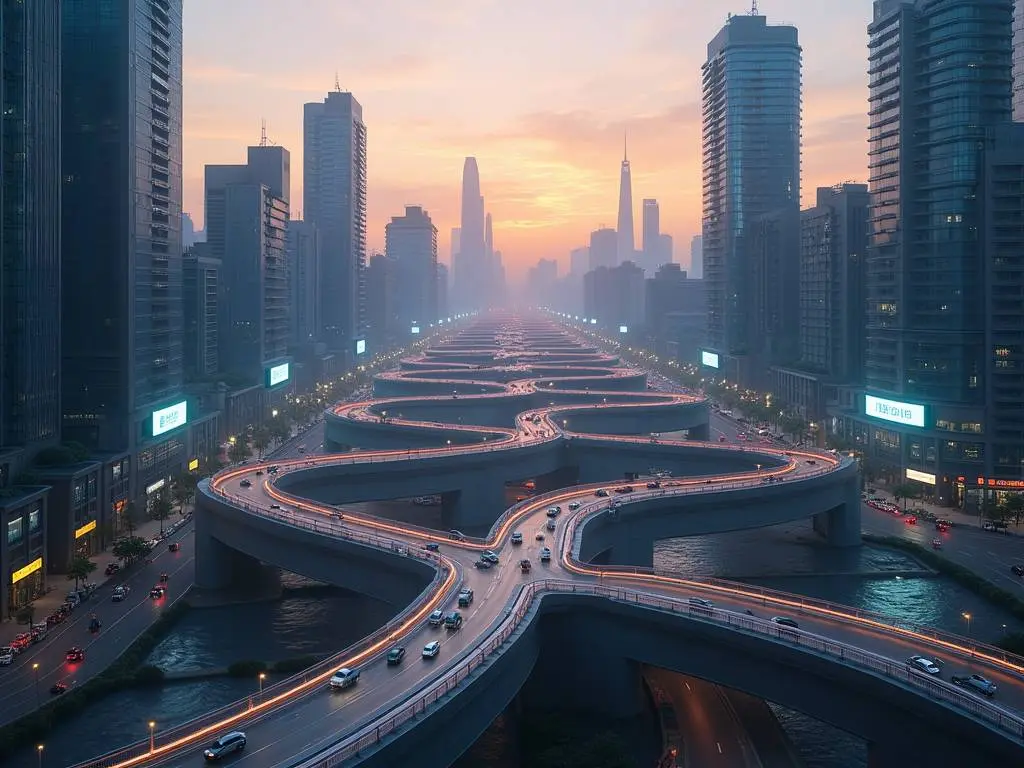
<box><xmin>61</xmin><ymin>0</ymin><xmax>185</xmax><ymax>458</ymax></box>
<box><xmin>303</xmin><ymin>90</ymin><xmax>367</xmax><ymax>367</ymax></box>
<box><xmin>0</xmin><ymin>0</ymin><xmax>62</xmax><ymax>451</ymax></box>
<box><xmin>849</xmin><ymin>0</ymin><xmax>1016</xmax><ymax>506</ymax></box>
<box><xmin>701</xmin><ymin>14</ymin><xmax>801</xmax><ymax>379</ymax></box>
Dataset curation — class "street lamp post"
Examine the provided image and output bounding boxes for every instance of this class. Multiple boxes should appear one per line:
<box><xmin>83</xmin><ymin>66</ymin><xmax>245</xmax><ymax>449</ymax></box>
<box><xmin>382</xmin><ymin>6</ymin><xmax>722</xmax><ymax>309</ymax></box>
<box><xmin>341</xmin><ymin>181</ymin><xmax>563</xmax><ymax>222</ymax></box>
<box><xmin>37</xmin><ymin>745</ymin><xmax>43</xmax><ymax>768</ymax></box>
<box><xmin>32</xmin><ymin>662</ymin><xmax>39</xmax><ymax>707</ymax></box>
<box><xmin>258</xmin><ymin>672</ymin><xmax>266</xmax><ymax>694</ymax></box>
<box><xmin>149</xmin><ymin>721</ymin><xmax>156</xmax><ymax>752</ymax></box>
<box><xmin>962</xmin><ymin>612</ymin><xmax>972</xmax><ymax>638</ymax></box>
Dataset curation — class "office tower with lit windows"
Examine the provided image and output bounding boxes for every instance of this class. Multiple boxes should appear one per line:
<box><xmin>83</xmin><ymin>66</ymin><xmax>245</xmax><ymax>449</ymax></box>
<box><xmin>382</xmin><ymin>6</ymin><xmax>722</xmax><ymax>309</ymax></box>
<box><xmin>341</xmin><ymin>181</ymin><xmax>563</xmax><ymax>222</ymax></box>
<box><xmin>62</xmin><ymin>0</ymin><xmax>190</xmax><ymax>513</ymax></box>
<box><xmin>303</xmin><ymin>88</ymin><xmax>367</xmax><ymax>364</ymax></box>
<box><xmin>701</xmin><ymin>13</ymin><xmax>801</xmax><ymax>384</ymax></box>
<box><xmin>386</xmin><ymin>205</ymin><xmax>439</xmax><ymax>337</ymax></box>
<box><xmin>845</xmin><ymin>0</ymin><xmax>1015</xmax><ymax>507</ymax></box>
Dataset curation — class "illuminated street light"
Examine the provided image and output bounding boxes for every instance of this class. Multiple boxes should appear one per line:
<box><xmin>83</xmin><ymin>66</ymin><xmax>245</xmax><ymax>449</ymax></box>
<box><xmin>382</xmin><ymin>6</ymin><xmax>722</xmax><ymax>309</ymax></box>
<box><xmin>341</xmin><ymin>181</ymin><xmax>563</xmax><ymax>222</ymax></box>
<box><xmin>259</xmin><ymin>672</ymin><xmax>267</xmax><ymax>694</ymax></box>
<box><xmin>37</xmin><ymin>745</ymin><xmax>43</xmax><ymax>768</ymax></box>
<box><xmin>961</xmin><ymin>612</ymin><xmax>972</xmax><ymax>637</ymax></box>
<box><xmin>149</xmin><ymin>721</ymin><xmax>156</xmax><ymax>752</ymax></box>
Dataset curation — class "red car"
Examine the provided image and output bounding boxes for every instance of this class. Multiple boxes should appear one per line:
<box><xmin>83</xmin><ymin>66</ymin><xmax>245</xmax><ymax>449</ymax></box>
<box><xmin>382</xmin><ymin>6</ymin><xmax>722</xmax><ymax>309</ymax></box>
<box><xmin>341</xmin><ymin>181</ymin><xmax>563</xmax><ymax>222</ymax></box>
<box><xmin>905</xmin><ymin>516</ymin><xmax>917</xmax><ymax>525</ymax></box>
<box><xmin>66</xmin><ymin>647</ymin><xmax>85</xmax><ymax>663</ymax></box>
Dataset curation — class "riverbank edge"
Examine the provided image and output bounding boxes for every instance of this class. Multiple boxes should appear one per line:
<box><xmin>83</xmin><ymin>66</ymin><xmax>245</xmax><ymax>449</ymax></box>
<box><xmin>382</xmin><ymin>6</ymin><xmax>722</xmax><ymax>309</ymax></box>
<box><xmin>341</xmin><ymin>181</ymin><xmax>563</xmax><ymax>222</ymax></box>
<box><xmin>0</xmin><ymin>601</ymin><xmax>192</xmax><ymax>759</ymax></box>
<box><xmin>160</xmin><ymin>654</ymin><xmax>327</xmax><ymax>682</ymax></box>
<box><xmin>861</xmin><ymin>534</ymin><xmax>1024</xmax><ymax>637</ymax></box>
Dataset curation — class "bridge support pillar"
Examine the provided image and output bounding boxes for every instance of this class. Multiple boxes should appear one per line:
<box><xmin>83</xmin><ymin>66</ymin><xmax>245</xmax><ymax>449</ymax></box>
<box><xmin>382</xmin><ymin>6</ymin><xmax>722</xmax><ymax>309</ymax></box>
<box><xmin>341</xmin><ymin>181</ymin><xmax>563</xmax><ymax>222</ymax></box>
<box><xmin>440</xmin><ymin>478</ymin><xmax>509</xmax><ymax>536</ymax></box>
<box><xmin>686</xmin><ymin>421</ymin><xmax>710</xmax><ymax>441</ymax></box>
<box><xmin>812</xmin><ymin>480</ymin><xmax>861</xmax><ymax>548</ymax></box>
<box><xmin>195</xmin><ymin>510</ymin><xmax>280</xmax><ymax>591</ymax></box>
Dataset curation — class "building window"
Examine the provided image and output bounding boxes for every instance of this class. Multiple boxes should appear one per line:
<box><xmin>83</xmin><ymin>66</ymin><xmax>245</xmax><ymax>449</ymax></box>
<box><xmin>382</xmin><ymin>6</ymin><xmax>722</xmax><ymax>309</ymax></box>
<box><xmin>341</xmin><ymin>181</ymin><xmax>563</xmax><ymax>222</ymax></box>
<box><xmin>28</xmin><ymin>508</ymin><xmax>41</xmax><ymax>534</ymax></box>
<box><xmin>7</xmin><ymin>517</ymin><xmax>24</xmax><ymax>546</ymax></box>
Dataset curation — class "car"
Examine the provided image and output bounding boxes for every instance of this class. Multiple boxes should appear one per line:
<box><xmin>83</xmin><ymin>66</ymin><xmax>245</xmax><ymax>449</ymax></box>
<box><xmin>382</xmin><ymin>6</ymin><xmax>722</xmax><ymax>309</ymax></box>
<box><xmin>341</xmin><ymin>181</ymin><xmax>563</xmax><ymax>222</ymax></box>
<box><xmin>112</xmin><ymin>585</ymin><xmax>128</xmax><ymax>602</ymax></box>
<box><xmin>614</xmin><ymin>486</ymin><xmax>634</xmax><ymax>494</ymax></box>
<box><xmin>907</xmin><ymin>655</ymin><xmax>941</xmax><ymax>675</ymax></box>
<box><xmin>935</xmin><ymin>519</ymin><xmax>955</xmax><ymax>528</ymax></box>
<box><xmin>646</xmin><ymin>481</ymin><xmax>661</xmax><ymax>489</ymax></box>
<box><xmin>203</xmin><ymin>731</ymin><xmax>247</xmax><ymax>761</ymax></box>
<box><xmin>240</xmin><ymin>479</ymin><xmax>252</xmax><ymax>488</ymax></box>
<box><xmin>482</xmin><ymin>550</ymin><xmax>499</xmax><ymax>564</ymax></box>
<box><xmin>104</xmin><ymin>562</ymin><xmax>120</xmax><ymax>576</ymax></box>
<box><xmin>770</xmin><ymin>616</ymin><xmax>799</xmax><ymax>629</ymax></box>
<box><xmin>149</xmin><ymin>585</ymin><xmax>166</xmax><ymax>599</ymax></box>
<box><xmin>445</xmin><ymin>611</ymin><xmax>463</xmax><ymax>630</ymax></box>
<box><xmin>66</xmin><ymin>647</ymin><xmax>85</xmax><ymax>663</ymax></box>
<box><xmin>268</xmin><ymin>466</ymin><xmax>279</xmax><ymax>474</ymax></box>
<box><xmin>905</xmin><ymin>516</ymin><xmax>917</xmax><ymax>525</ymax></box>
<box><xmin>424</xmin><ymin>542</ymin><xmax>440</xmax><ymax>552</ymax></box>
<box><xmin>1013</xmin><ymin>565</ymin><xmax>1024</xmax><ymax>577</ymax></box>
<box><xmin>428</xmin><ymin>609</ymin><xmax>444</xmax><ymax>627</ymax></box>
<box><xmin>254</xmin><ymin>469</ymin><xmax>264</xmax><ymax>476</ymax></box>
<box><xmin>546</xmin><ymin>519</ymin><xmax>556</xmax><ymax>531</ymax></box>
<box><xmin>535</xmin><ymin>532</ymin><xmax>545</xmax><ymax>541</ymax></box>
<box><xmin>329</xmin><ymin>667</ymin><xmax>360</xmax><ymax>689</ymax></box>
<box><xmin>475</xmin><ymin>558</ymin><xmax>493</xmax><ymax>569</ymax></box>
<box><xmin>545</xmin><ymin>507</ymin><xmax>559</xmax><ymax>518</ymax></box>
<box><xmin>0</xmin><ymin>648</ymin><xmax>13</xmax><ymax>666</ymax></box>
<box><xmin>595</xmin><ymin>489</ymin><xmax>609</xmax><ymax>497</ymax></box>
<box><xmin>422</xmin><ymin>641</ymin><xmax>441</xmax><ymax>659</ymax></box>
<box><xmin>568</xmin><ymin>501</ymin><xmax>581</xmax><ymax>510</ymax></box>
<box><xmin>520</xmin><ymin>558</ymin><xmax>532</xmax><ymax>572</ymax></box>
<box><xmin>951</xmin><ymin>674</ymin><xmax>997</xmax><ymax>697</ymax></box>
<box><xmin>448</xmin><ymin>529</ymin><xmax>466</xmax><ymax>541</ymax></box>
<box><xmin>386</xmin><ymin>646</ymin><xmax>406</xmax><ymax>665</ymax></box>
<box><xmin>539</xmin><ymin>547</ymin><xmax>552</xmax><ymax>562</ymax></box>
<box><xmin>269</xmin><ymin>503</ymin><xmax>281</xmax><ymax>509</ymax></box>
<box><xmin>458</xmin><ymin>588</ymin><xmax>474</xmax><ymax>607</ymax></box>
<box><xmin>688</xmin><ymin>597</ymin><xmax>714</xmax><ymax>609</ymax></box>
<box><xmin>511</xmin><ymin>532</ymin><xmax>523</xmax><ymax>545</ymax></box>
<box><xmin>168</xmin><ymin>542</ymin><xmax>180</xmax><ymax>552</ymax></box>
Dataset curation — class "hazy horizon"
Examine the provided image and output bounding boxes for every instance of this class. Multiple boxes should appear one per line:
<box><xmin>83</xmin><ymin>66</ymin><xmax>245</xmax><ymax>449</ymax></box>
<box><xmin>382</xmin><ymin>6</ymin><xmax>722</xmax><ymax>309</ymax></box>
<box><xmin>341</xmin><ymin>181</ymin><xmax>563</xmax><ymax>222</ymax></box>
<box><xmin>184</xmin><ymin>0</ymin><xmax>872</xmax><ymax>278</ymax></box>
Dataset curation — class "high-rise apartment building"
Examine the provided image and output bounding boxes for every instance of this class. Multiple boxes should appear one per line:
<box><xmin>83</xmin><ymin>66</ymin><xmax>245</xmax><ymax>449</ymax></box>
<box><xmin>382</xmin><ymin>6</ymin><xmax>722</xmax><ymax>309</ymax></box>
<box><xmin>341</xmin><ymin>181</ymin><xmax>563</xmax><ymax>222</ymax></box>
<box><xmin>641</xmin><ymin>199</ymin><xmax>660</xmax><ymax>272</ymax></box>
<box><xmin>589</xmin><ymin>228</ymin><xmax>617</xmax><ymax>271</ymax></box>
<box><xmin>689</xmin><ymin>235</ymin><xmax>703</xmax><ymax>279</ymax></box>
<box><xmin>386</xmin><ymin>205</ymin><xmax>438</xmax><ymax>336</ymax></box>
<box><xmin>583</xmin><ymin>261</ymin><xmax>645</xmax><ymax>332</ymax></box>
<box><xmin>182</xmin><ymin>244</ymin><xmax>220</xmax><ymax>380</ymax></box>
<box><xmin>365</xmin><ymin>253</ymin><xmax>396</xmax><ymax>353</ymax></box>
<box><xmin>645</xmin><ymin>264</ymin><xmax>706</xmax><ymax>362</ymax></box>
<box><xmin>303</xmin><ymin>89</ymin><xmax>367</xmax><ymax>364</ymax></box>
<box><xmin>205</xmin><ymin>145</ymin><xmax>291</xmax><ymax>384</ymax></box>
<box><xmin>62</xmin><ymin>0</ymin><xmax>187</xmax><ymax>502</ymax></box>
<box><xmin>287</xmin><ymin>220</ymin><xmax>321</xmax><ymax>346</ymax></box>
<box><xmin>773</xmin><ymin>184</ymin><xmax>868</xmax><ymax>420</ymax></box>
<box><xmin>658</xmin><ymin>234</ymin><xmax>674</xmax><ymax>267</ymax></box>
<box><xmin>846</xmin><ymin>0</ymin><xmax>1014</xmax><ymax>507</ymax></box>
<box><xmin>0</xmin><ymin>0</ymin><xmax>61</xmax><ymax>619</ymax></box>
<box><xmin>701</xmin><ymin>13</ymin><xmax>801</xmax><ymax>383</ymax></box>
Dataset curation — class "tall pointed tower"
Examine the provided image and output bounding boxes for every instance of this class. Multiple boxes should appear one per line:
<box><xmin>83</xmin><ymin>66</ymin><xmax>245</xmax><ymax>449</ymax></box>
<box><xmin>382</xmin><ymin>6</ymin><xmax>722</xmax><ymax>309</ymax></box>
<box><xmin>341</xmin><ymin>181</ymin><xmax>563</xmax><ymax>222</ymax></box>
<box><xmin>616</xmin><ymin>133</ymin><xmax>635</xmax><ymax>263</ymax></box>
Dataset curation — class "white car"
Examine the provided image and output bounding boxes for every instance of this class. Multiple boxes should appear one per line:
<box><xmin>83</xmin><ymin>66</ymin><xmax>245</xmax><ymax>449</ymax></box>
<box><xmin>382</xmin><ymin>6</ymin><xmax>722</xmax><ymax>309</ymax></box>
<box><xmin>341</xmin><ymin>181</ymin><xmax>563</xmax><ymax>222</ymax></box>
<box><xmin>422</xmin><ymin>641</ymin><xmax>441</xmax><ymax>659</ymax></box>
<box><xmin>511</xmin><ymin>531</ymin><xmax>523</xmax><ymax>545</ymax></box>
<box><xmin>329</xmin><ymin>667</ymin><xmax>360</xmax><ymax>689</ymax></box>
<box><xmin>539</xmin><ymin>547</ymin><xmax>552</xmax><ymax>562</ymax></box>
<box><xmin>907</xmin><ymin>655</ymin><xmax>941</xmax><ymax>675</ymax></box>
<box><xmin>568</xmin><ymin>501</ymin><xmax>581</xmax><ymax>510</ymax></box>
<box><xmin>0</xmin><ymin>648</ymin><xmax>13</xmax><ymax>666</ymax></box>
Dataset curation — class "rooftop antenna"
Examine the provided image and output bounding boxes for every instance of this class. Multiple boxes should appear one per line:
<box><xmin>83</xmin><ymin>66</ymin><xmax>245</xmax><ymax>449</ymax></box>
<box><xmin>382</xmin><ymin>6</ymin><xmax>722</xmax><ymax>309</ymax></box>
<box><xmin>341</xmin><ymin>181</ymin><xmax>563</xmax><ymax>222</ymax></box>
<box><xmin>260</xmin><ymin>119</ymin><xmax>268</xmax><ymax>146</ymax></box>
<box><xmin>623</xmin><ymin>129</ymin><xmax>628</xmax><ymax>163</ymax></box>
<box><xmin>334</xmin><ymin>72</ymin><xmax>342</xmax><ymax>92</ymax></box>
<box><xmin>750</xmin><ymin>0</ymin><xmax>758</xmax><ymax>14</ymax></box>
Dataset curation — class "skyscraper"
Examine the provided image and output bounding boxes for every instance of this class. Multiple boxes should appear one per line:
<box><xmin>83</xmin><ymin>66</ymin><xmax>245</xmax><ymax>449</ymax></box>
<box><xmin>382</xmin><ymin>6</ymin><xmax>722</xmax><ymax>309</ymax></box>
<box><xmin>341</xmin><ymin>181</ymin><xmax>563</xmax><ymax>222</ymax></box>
<box><xmin>589</xmin><ymin>228</ymin><xmax>617</xmax><ymax>271</ymax></box>
<box><xmin>689</xmin><ymin>235</ymin><xmax>703</xmax><ymax>279</ymax></box>
<box><xmin>852</xmin><ymin>0</ymin><xmax>1015</xmax><ymax>504</ymax></box>
<box><xmin>62</xmin><ymin>0</ymin><xmax>187</xmax><ymax>495</ymax></box>
<box><xmin>641</xmin><ymin>199</ymin><xmax>660</xmax><ymax>272</ymax></box>
<box><xmin>205</xmin><ymin>145</ymin><xmax>291</xmax><ymax>382</ymax></box>
<box><xmin>287</xmin><ymin>220</ymin><xmax>321</xmax><ymax>345</ymax></box>
<box><xmin>1</xmin><ymin>1</ymin><xmax>61</xmax><ymax>452</ymax></box>
<box><xmin>616</xmin><ymin>137</ymin><xmax>635</xmax><ymax>262</ymax></box>
<box><xmin>386</xmin><ymin>205</ymin><xmax>439</xmax><ymax>336</ymax></box>
<box><xmin>701</xmin><ymin>13</ymin><xmax>801</xmax><ymax>382</ymax></box>
<box><xmin>303</xmin><ymin>88</ymin><xmax>367</xmax><ymax>365</ymax></box>
<box><xmin>455</xmin><ymin>157</ymin><xmax>485</xmax><ymax>311</ymax></box>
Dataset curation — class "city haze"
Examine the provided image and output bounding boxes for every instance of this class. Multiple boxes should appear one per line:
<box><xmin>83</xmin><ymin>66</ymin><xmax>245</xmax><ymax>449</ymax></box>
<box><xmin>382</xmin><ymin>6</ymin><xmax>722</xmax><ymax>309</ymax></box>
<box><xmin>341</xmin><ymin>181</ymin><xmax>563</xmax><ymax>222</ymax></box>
<box><xmin>184</xmin><ymin>0</ymin><xmax>871</xmax><ymax>277</ymax></box>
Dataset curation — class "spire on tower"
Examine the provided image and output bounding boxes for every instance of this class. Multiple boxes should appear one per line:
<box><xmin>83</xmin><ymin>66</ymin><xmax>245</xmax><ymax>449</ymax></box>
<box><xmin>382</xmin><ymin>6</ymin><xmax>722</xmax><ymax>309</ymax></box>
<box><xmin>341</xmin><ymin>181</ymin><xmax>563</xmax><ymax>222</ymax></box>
<box><xmin>750</xmin><ymin>0</ymin><xmax>758</xmax><ymax>15</ymax></box>
<box><xmin>260</xmin><ymin>119</ymin><xmax>268</xmax><ymax>146</ymax></box>
<box><xmin>334</xmin><ymin>72</ymin><xmax>341</xmax><ymax>92</ymax></box>
<box><xmin>623</xmin><ymin>130</ymin><xmax>628</xmax><ymax>163</ymax></box>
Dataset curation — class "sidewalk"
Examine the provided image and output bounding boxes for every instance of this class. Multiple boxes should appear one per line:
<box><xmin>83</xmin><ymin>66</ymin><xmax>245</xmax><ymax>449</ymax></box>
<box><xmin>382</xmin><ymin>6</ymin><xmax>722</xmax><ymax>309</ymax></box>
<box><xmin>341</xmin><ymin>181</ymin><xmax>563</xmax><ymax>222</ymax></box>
<box><xmin>0</xmin><ymin>508</ymin><xmax>192</xmax><ymax>646</ymax></box>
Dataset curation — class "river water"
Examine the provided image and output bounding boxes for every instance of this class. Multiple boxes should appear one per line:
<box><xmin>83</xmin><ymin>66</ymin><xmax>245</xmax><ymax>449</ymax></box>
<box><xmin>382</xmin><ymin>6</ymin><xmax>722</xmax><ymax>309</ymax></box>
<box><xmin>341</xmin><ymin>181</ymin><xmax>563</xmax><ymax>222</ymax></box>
<box><xmin>13</xmin><ymin>521</ymin><xmax>1023</xmax><ymax>768</ymax></box>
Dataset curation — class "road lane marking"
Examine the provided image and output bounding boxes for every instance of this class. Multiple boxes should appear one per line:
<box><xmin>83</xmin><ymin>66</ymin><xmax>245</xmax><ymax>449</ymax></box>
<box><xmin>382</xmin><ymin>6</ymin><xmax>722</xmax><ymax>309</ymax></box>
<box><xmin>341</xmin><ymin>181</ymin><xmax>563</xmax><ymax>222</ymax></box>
<box><xmin>717</xmin><ymin>742</ymin><xmax>723</xmax><ymax>754</ymax></box>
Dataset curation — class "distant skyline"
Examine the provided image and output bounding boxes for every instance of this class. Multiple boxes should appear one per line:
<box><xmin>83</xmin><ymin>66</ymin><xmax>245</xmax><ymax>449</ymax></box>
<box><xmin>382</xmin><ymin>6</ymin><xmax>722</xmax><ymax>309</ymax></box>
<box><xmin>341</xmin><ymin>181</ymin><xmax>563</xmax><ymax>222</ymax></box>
<box><xmin>183</xmin><ymin>0</ymin><xmax>872</xmax><ymax>278</ymax></box>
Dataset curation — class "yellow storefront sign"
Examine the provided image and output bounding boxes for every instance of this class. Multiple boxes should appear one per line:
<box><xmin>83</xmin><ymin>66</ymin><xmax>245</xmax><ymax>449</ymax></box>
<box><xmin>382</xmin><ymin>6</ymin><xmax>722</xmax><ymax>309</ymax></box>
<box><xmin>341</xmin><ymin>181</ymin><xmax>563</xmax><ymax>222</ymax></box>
<box><xmin>188</xmin><ymin>459</ymin><xmax>199</xmax><ymax>471</ymax></box>
<box><xmin>11</xmin><ymin>557</ymin><xmax>43</xmax><ymax>584</ymax></box>
<box><xmin>74</xmin><ymin>520</ymin><xmax>97</xmax><ymax>539</ymax></box>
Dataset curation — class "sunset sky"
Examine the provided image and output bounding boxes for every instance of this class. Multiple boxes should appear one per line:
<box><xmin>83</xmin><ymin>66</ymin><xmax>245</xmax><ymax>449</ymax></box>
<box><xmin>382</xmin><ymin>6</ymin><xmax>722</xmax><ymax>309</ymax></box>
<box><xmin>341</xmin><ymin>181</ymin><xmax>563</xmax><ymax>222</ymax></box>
<box><xmin>184</xmin><ymin>0</ymin><xmax>873</xmax><ymax>280</ymax></box>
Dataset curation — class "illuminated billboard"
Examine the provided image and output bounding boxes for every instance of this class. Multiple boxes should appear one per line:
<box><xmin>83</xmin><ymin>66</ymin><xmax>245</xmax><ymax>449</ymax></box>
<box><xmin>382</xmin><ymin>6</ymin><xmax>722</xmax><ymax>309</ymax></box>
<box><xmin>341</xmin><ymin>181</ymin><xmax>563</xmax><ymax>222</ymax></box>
<box><xmin>152</xmin><ymin>401</ymin><xmax>187</xmax><ymax>437</ymax></box>
<box><xmin>411</xmin><ymin>325</ymin><xmax>421</xmax><ymax>334</ymax></box>
<box><xmin>589</xmin><ymin>319</ymin><xmax>596</xmax><ymax>325</ymax></box>
<box><xmin>700</xmin><ymin>350</ymin><xmax>720</xmax><ymax>369</ymax></box>
<box><xmin>906</xmin><ymin>468</ymin><xmax>936</xmax><ymax>485</ymax></box>
<box><xmin>618</xmin><ymin>325</ymin><xmax>628</xmax><ymax>333</ymax></box>
<box><xmin>266</xmin><ymin>362</ymin><xmax>290</xmax><ymax>388</ymax></box>
<box><xmin>864</xmin><ymin>394</ymin><xmax>925</xmax><ymax>428</ymax></box>
<box><xmin>355</xmin><ymin>339</ymin><xmax>366</xmax><ymax>355</ymax></box>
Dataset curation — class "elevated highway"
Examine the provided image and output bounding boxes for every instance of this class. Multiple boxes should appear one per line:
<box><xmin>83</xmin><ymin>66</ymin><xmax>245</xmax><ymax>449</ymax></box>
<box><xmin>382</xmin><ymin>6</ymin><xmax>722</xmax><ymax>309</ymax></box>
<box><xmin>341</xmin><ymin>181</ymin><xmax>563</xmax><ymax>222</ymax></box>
<box><xmin>74</xmin><ymin>315</ymin><xmax>1024</xmax><ymax>768</ymax></box>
